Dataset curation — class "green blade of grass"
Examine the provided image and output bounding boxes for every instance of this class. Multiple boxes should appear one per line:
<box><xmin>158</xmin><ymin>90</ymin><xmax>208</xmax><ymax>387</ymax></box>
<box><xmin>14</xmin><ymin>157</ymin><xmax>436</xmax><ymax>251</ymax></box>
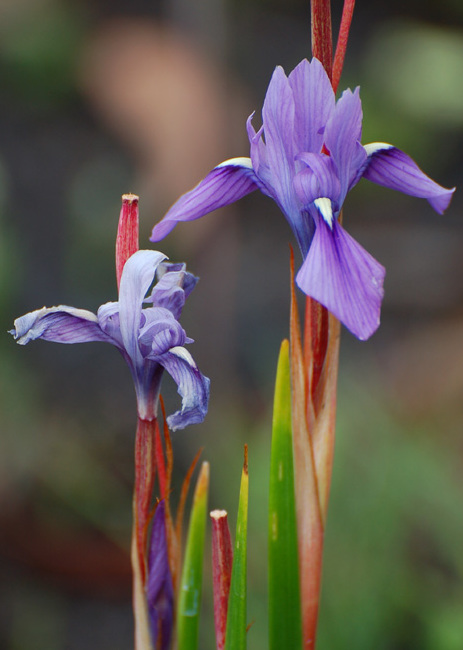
<box><xmin>269</xmin><ymin>340</ymin><xmax>303</xmax><ymax>650</ymax></box>
<box><xmin>225</xmin><ymin>446</ymin><xmax>249</xmax><ymax>650</ymax></box>
<box><xmin>176</xmin><ymin>461</ymin><xmax>209</xmax><ymax>650</ymax></box>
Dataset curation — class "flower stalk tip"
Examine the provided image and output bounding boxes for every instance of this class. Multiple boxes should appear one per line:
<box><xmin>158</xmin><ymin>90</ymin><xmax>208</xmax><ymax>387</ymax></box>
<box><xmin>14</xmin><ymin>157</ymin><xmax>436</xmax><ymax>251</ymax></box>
<box><xmin>210</xmin><ymin>509</ymin><xmax>233</xmax><ymax>650</ymax></box>
<box><xmin>116</xmin><ymin>193</ymin><xmax>140</xmax><ymax>289</ymax></box>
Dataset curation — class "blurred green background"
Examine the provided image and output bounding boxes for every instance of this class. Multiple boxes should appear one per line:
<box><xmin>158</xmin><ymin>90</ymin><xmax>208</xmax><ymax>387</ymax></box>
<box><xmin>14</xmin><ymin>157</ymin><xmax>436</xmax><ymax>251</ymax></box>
<box><xmin>0</xmin><ymin>0</ymin><xmax>462</xmax><ymax>648</ymax></box>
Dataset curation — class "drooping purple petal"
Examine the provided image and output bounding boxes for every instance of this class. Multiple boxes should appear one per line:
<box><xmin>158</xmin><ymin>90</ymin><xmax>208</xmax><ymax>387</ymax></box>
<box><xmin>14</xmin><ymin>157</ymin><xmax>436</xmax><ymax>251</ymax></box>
<box><xmin>294</xmin><ymin>153</ymin><xmax>341</xmax><ymax>208</ymax></box>
<box><xmin>10</xmin><ymin>306</ymin><xmax>111</xmax><ymax>345</ymax></box>
<box><xmin>362</xmin><ymin>144</ymin><xmax>455</xmax><ymax>214</ymax></box>
<box><xmin>296</xmin><ymin>205</ymin><xmax>385</xmax><ymax>340</ymax></box>
<box><xmin>288</xmin><ymin>58</ymin><xmax>335</xmax><ymax>154</ymax></box>
<box><xmin>118</xmin><ymin>250</ymin><xmax>167</xmax><ymax>367</ymax></box>
<box><xmin>147</xmin><ymin>501</ymin><xmax>174</xmax><ymax>650</ymax></box>
<box><xmin>154</xmin><ymin>347</ymin><xmax>210</xmax><ymax>431</ymax></box>
<box><xmin>324</xmin><ymin>87</ymin><xmax>367</xmax><ymax>202</ymax></box>
<box><xmin>150</xmin><ymin>160</ymin><xmax>259</xmax><ymax>242</ymax></box>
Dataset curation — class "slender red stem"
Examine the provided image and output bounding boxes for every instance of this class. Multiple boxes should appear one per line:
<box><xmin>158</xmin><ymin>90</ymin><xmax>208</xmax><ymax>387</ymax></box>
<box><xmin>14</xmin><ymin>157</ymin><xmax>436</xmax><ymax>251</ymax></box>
<box><xmin>134</xmin><ymin>417</ymin><xmax>157</xmax><ymax>584</ymax></box>
<box><xmin>310</xmin><ymin>0</ymin><xmax>333</xmax><ymax>81</ymax></box>
<box><xmin>332</xmin><ymin>0</ymin><xmax>356</xmax><ymax>93</ymax></box>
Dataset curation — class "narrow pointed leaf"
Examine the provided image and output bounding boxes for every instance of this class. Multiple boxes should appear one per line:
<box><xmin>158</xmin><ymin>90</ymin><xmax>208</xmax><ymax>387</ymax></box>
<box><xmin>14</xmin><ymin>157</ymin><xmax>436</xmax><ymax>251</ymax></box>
<box><xmin>176</xmin><ymin>461</ymin><xmax>209</xmax><ymax>650</ymax></box>
<box><xmin>225</xmin><ymin>447</ymin><xmax>249</xmax><ymax>650</ymax></box>
<box><xmin>269</xmin><ymin>340</ymin><xmax>303</xmax><ymax>650</ymax></box>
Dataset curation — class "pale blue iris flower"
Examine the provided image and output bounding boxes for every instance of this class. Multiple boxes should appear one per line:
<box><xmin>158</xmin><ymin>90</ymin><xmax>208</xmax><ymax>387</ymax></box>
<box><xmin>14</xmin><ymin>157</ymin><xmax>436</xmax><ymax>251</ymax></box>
<box><xmin>10</xmin><ymin>250</ymin><xmax>210</xmax><ymax>429</ymax></box>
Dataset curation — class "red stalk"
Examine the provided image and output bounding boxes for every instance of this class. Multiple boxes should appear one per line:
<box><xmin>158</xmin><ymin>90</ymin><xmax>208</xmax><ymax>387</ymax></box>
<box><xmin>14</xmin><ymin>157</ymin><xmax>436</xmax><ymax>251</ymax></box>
<box><xmin>116</xmin><ymin>193</ymin><xmax>140</xmax><ymax>290</ymax></box>
<box><xmin>133</xmin><ymin>417</ymin><xmax>157</xmax><ymax>585</ymax></box>
<box><xmin>210</xmin><ymin>510</ymin><xmax>233</xmax><ymax>650</ymax></box>
<box><xmin>310</xmin><ymin>0</ymin><xmax>333</xmax><ymax>81</ymax></box>
<box><xmin>332</xmin><ymin>0</ymin><xmax>356</xmax><ymax>93</ymax></box>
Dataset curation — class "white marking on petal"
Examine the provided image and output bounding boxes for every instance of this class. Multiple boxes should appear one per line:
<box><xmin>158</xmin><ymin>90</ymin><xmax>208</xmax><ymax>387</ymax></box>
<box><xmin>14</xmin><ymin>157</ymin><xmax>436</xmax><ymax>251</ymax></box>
<box><xmin>217</xmin><ymin>157</ymin><xmax>253</xmax><ymax>169</ymax></box>
<box><xmin>169</xmin><ymin>345</ymin><xmax>197</xmax><ymax>368</ymax></box>
<box><xmin>364</xmin><ymin>142</ymin><xmax>394</xmax><ymax>156</ymax></box>
<box><xmin>314</xmin><ymin>197</ymin><xmax>334</xmax><ymax>229</ymax></box>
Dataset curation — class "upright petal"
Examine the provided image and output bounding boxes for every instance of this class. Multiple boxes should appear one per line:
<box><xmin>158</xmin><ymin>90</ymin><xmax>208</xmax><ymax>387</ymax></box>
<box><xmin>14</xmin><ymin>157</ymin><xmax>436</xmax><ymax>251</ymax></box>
<box><xmin>154</xmin><ymin>347</ymin><xmax>210</xmax><ymax>431</ymax></box>
<box><xmin>118</xmin><ymin>250</ymin><xmax>167</xmax><ymax>368</ymax></box>
<box><xmin>324</xmin><ymin>87</ymin><xmax>367</xmax><ymax>203</ymax></box>
<box><xmin>362</xmin><ymin>144</ymin><xmax>455</xmax><ymax>214</ymax></box>
<box><xmin>288</xmin><ymin>58</ymin><xmax>335</xmax><ymax>154</ymax></box>
<box><xmin>150</xmin><ymin>160</ymin><xmax>259</xmax><ymax>242</ymax></box>
<box><xmin>296</xmin><ymin>209</ymin><xmax>385</xmax><ymax>340</ymax></box>
<box><xmin>261</xmin><ymin>66</ymin><xmax>298</xmax><ymax>217</ymax></box>
<box><xmin>147</xmin><ymin>501</ymin><xmax>174</xmax><ymax>650</ymax></box>
<box><xmin>10</xmin><ymin>306</ymin><xmax>111</xmax><ymax>345</ymax></box>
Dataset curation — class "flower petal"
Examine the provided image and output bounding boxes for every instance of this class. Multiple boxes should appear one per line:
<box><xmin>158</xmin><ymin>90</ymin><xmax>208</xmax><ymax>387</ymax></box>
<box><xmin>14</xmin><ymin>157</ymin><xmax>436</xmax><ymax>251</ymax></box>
<box><xmin>288</xmin><ymin>58</ymin><xmax>335</xmax><ymax>154</ymax></box>
<box><xmin>362</xmin><ymin>143</ymin><xmax>455</xmax><ymax>214</ymax></box>
<box><xmin>118</xmin><ymin>250</ymin><xmax>167</xmax><ymax>367</ymax></box>
<box><xmin>139</xmin><ymin>307</ymin><xmax>188</xmax><ymax>356</ymax></box>
<box><xmin>155</xmin><ymin>347</ymin><xmax>210</xmax><ymax>431</ymax></box>
<box><xmin>150</xmin><ymin>160</ymin><xmax>259</xmax><ymax>242</ymax></box>
<box><xmin>148</xmin><ymin>262</ymin><xmax>198</xmax><ymax>319</ymax></box>
<box><xmin>147</xmin><ymin>501</ymin><xmax>174</xmax><ymax>650</ymax></box>
<box><xmin>296</xmin><ymin>208</ymin><xmax>385</xmax><ymax>340</ymax></box>
<box><xmin>10</xmin><ymin>306</ymin><xmax>111</xmax><ymax>345</ymax></box>
<box><xmin>324</xmin><ymin>87</ymin><xmax>367</xmax><ymax>202</ymax></box>
<box><xmin>294</xmin><ymin>152</ymin><xmax>341</xmax><ymax>208</ymax></box>
<box><xmin>261</xmin><ymin>66</ymin><xmax>298</xmax><ymax>216</ymax></box>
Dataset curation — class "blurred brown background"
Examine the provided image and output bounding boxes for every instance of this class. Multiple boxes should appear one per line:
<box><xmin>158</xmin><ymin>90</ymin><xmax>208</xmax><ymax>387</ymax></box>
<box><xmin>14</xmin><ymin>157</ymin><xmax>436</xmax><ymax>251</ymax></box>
<box><xmin>0</xmin><ymin>0</ymin><xmax>462</xmax><ymax>648</ymax></box>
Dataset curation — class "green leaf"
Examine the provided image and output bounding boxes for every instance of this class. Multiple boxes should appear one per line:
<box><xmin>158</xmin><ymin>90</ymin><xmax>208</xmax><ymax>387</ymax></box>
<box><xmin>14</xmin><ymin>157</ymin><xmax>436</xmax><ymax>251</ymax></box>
<box><xmin>225</xmin><ymin>447</ymin><xmax>249</xmax><ymax>650</ymax></box>
<box><xmin>269</xmin><ymin>340</ymin><xmax>303</xmax><ymax>650</ymax></box>
<box><xmin>176</xmin><ymin>461</ymin><xmax>209</xmax><ymax>650</ymax></box>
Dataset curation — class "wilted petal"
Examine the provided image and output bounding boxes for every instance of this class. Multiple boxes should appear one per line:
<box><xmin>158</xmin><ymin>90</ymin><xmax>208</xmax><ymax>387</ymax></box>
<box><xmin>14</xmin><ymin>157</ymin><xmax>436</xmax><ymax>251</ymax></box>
<box><xmin>148</xmin><ymin>263</ymin><xmax>198</xmax><ymax>319</ymax></box>
<box><xmin>10</xmin><ymin>306</ymin><xmax>111</xmax><ymax>345</ymax></box>
<box><xmin>363</xmin><ymin>144</ymin><xmax>455</xmax><ymax>214</ymax></box>
<box><xmin>155</xmin><ymin>347</ymin><xmax>210</xmax><ymax>431</ymax></box>
<box><xmin>139</xmin><ymin>308</ymin><xmax>188</xmax><ymax>356</ymax></box>
<box><xmin>156</xmin><ymin>262</ymin><xmax>198</xmax><ymax>299</ymax></box>
<box><xmin>118</xmin><ymin>250</ymin><xmax>167</xmax><ymax>367</ymax></box>
<box><xmin>150</xmin><ymin>160</ymin><xmax>259</xmax><ymax>242</ymax></box>
<box><xmin>324</xmin><ymin>87</ymin><xmax>367</xmax><ymax>202</ymax></box>
<box><xmin>288</xmin><ymin>58</ymin><xmax>335</xmax><ymax>153</ymax></box>
<box><xmin>147</xmin><ymin>501</ymin><xmax>174</xmax><ymax>650</ymax></box>
<box><xmin>296</xmin><ymin>210</ymin><xmax>385</xmax><ymax>340</ymax></box>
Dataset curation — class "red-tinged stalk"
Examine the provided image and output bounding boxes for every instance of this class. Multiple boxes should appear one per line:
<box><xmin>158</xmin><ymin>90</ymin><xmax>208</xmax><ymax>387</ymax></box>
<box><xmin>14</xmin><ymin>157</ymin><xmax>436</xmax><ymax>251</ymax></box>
<box><xmin>132</xmin><ymin>417</ymin><xmax>157</xmax><ymax>650</ymax></box>
<box><xmin>290</xmin><ymin>253</ymin><xmax>324</xmax><ymax>650</ymax></box>
<box><xmin>311</xmin><ymin>0</ymin><xmax>333</xmax><ymax>81</ymax></box>
<box><xmin>116</xmin><ymin>193</ymin><xmax>140</xmax><ymax>289</ymax></box>
<box><xmin>210</xmin><ymin>510</ymin><xmax>233</xmax><ymax>650</ymax></box>
<box><xmin>332</xmin><ymin>0</ymin><xmax>356</xmax><ymax>94</ymax></box>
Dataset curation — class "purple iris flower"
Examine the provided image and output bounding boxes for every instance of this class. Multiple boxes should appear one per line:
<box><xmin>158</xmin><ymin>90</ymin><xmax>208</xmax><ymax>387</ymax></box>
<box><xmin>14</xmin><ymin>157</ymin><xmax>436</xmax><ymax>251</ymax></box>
<box><xmin>150</xmin><ymin>58</ymin><xmax>454</xmax><ymax>340</ymax></box>
<box><xmin>147</xmin><ymin>501</ymin><xmax>174</xmax><ymax>650</ymax></box>
<box><xmin>10</xmin><ymin>250</ymin><xmax>210</xmax><ymax>429</ymax></box>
